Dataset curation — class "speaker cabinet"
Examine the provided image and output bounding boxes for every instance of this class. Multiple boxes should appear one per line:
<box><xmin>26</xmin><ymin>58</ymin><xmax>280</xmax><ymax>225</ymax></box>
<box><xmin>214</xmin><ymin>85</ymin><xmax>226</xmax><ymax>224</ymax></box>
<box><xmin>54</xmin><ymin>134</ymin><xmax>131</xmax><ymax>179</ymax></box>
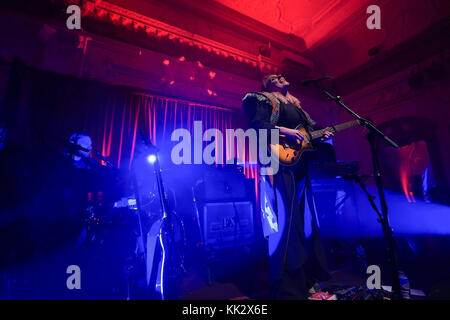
<box><xmin>203</xmin><ymin>201</ymin><xmax>254</xmax><ymax>249</ymax></box>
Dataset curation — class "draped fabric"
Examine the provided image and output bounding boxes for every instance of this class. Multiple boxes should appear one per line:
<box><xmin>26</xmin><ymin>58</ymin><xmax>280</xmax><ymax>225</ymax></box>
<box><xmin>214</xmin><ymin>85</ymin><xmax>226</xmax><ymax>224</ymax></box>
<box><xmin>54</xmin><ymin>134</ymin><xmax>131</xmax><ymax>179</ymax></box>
<box><xmin>8</xmin><ymin>65</ymin><xmax>259</xmax><ymax>193</ymax></box>
<box><xmin>99</xmin><ymin>93</ymin><xmax>254</xmax><ymax>171</ymax></box>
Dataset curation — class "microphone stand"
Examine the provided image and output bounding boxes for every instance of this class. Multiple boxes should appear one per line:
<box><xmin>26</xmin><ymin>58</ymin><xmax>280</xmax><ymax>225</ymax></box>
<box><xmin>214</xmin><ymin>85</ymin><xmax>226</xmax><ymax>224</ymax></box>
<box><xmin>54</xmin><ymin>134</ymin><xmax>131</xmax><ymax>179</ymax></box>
<box><xmin>312</xmin><ymin>81</ymin><xmax>403</xmax><ymax>300</ymax></box>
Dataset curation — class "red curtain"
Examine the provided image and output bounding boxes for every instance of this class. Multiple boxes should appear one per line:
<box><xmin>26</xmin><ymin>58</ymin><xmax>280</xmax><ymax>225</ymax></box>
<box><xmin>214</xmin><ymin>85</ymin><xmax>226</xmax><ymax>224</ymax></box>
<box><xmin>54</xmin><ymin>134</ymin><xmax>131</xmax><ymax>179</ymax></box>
<box><xmin>98</xmin><ymin>93</ymin><xmax>247</xmax><ymax>169</ymax></box>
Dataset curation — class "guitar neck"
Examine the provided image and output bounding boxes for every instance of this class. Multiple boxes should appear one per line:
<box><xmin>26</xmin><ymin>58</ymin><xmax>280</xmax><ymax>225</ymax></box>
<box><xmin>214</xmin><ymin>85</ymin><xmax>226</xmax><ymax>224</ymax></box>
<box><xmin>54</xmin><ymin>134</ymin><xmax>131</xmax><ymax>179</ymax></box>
<box><xmin>310</xmin><ymin>120</ymin><xmax>360</xmax><ymax>140</ymax></box>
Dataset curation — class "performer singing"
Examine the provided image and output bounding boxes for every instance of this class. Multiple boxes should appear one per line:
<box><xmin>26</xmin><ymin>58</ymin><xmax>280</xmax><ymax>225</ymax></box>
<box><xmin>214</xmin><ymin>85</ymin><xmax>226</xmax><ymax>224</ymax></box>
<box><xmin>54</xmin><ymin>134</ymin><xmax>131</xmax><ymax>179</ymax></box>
<box><xmin>243</xmin><ymin>74</ymin><xmax>333</xmax><ymax>299</ymax></box>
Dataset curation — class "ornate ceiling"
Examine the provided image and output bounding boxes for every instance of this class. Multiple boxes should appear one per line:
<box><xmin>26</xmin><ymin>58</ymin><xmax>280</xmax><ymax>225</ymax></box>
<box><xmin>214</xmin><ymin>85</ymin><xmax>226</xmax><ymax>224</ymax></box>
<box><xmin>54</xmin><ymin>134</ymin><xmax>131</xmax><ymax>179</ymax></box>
<box><xmin>5</xmin><ymin>0</ymin><xmax>447</xmax><ymax>100</ymax></box>
<box><xmin>214</xmin><ymin>0</ymin><xmax>367</xmax><ymax>48</ymax></box>
<box><xmin>215</xmin><ymin>0</ymin><xmax>450</xmax><ymax>78</ymax></box>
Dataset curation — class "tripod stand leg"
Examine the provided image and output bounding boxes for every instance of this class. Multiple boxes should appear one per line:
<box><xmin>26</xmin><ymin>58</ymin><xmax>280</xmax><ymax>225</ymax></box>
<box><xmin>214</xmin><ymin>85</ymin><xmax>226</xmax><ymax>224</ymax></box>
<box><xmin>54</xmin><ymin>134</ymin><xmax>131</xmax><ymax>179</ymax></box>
<box><xmin>367</xmin><ymin>133</ymin><xmax>403</xmax><ymax>300</ymax></box>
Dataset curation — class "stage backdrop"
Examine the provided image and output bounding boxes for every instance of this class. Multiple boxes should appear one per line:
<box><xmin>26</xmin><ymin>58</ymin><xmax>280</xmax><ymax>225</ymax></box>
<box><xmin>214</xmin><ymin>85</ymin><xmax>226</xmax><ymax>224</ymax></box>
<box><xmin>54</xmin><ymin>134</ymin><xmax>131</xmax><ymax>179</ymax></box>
<box><xmin>2</xmin><ymin>64</ymin><xmax>251</xmax><ymax>175</ymax></box>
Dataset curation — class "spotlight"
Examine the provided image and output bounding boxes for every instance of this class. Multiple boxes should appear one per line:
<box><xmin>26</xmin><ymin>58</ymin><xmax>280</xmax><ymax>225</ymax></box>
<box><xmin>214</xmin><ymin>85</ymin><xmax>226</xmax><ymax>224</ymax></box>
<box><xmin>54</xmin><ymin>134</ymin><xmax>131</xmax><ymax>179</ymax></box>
<box><xmin>147</xmin><ymin>154</ymin><xmax>156</xmax><ymax>164</ymax></box>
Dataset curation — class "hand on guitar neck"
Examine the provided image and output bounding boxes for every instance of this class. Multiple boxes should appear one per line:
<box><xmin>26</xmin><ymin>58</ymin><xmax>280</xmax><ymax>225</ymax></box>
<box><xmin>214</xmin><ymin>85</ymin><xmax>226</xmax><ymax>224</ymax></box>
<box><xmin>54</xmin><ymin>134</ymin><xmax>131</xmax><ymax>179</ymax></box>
<box><xmin>319</xmin><ymin>129</ymin><xmax>334</xmax><ymax>141</ymax></box>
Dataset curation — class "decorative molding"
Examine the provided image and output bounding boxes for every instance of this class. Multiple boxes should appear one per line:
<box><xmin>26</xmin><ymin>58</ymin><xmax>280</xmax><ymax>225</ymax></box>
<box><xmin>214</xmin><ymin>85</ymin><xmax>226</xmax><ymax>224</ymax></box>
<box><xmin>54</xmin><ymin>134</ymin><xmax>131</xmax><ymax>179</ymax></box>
<box><xmin>82</xmin><ymin>0</ymin><xmax>284</xmax><ymax>74</ymax></box>
<box><xmin>163</xmin><ymin>0</ymin><xmax>307</xmax><ymax>54</ymax></box>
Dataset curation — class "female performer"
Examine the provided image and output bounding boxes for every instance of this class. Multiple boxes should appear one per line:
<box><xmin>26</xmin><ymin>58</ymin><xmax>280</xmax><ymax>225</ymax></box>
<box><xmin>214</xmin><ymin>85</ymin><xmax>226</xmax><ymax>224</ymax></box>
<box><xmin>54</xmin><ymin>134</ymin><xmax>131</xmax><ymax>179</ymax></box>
<box><xmin>243</xmin><ymin>74</ymin><xmax>333</xmax><ymax>299</ymax></box>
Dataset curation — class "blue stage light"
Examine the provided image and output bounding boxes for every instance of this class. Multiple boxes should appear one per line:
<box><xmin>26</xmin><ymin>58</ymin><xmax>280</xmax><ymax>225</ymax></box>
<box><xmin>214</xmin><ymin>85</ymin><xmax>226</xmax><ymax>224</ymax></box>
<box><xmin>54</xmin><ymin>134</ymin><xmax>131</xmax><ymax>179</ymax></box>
<box><xmin>147</xmin><ymin>154</ymin><xmax>156</xmax><ymax>164</ymax></box>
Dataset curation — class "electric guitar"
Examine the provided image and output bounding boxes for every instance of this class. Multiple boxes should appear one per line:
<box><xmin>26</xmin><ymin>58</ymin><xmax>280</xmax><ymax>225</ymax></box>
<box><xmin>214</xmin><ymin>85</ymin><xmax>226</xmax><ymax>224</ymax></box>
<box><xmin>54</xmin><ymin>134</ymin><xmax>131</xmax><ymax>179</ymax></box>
<box><xmin>270</xmin><ymin>120</ymin><xmax>360</xmax><ymax>166</ymax></box>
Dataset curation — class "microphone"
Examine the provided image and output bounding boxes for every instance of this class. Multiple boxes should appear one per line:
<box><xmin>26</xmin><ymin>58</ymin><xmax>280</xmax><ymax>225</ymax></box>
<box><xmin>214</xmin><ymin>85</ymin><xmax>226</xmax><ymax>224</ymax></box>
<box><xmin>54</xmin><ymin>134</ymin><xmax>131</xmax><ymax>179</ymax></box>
<box><xmin>94</xmin><ymin>151</ymin><xmax>114</xmax><ymax>167</ymax></box>
<box><xmin>301</xmin><ymin>76</ymin><xmax>333</xmax><ymax>86</ymax></box>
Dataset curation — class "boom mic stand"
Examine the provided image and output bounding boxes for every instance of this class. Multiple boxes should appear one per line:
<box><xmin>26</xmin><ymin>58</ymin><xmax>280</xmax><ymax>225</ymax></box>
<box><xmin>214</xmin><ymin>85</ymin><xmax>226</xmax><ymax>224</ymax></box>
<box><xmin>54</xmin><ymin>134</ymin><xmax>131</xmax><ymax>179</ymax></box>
<box><xmin>312</xmin><ymin>81</ymin><xmax>403</xmax><ymax>300</ymax></box>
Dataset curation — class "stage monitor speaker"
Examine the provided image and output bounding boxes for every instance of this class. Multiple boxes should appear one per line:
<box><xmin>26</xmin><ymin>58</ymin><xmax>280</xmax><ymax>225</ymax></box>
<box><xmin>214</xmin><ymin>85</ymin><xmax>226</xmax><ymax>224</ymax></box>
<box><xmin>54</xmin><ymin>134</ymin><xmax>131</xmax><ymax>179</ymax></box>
<box><xmin>203</xmin><ymin>201</ymin><xmax>254</xmax><ymax>250</ymax></box>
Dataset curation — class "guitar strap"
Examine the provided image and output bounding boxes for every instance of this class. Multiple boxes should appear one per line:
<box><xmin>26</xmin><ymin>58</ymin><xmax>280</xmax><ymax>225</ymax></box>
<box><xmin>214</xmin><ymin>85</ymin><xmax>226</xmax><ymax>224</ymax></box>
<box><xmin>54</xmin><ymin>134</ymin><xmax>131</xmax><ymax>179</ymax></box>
<box><xmin>261</xmin><ymin>92</ymin><xmax>280</xmax><ymax>125</ymax></box>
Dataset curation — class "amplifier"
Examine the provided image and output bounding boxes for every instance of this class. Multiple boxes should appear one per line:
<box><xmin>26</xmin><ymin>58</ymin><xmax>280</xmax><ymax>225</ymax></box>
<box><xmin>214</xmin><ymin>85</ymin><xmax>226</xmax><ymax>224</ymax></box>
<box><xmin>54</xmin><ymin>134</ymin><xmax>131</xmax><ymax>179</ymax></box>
<box><xmin>203</xmin><ymin>201</ymin><xmax>254</xmax><ymax>249</ymax></box>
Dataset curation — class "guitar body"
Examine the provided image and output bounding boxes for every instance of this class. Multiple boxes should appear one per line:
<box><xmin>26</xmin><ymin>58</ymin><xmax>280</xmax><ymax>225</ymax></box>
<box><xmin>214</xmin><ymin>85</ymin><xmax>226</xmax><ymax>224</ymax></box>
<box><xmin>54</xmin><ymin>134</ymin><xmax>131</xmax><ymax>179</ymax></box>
<box><xmin>270</xmin><ymin>125</ymin><xmax>314</xmax><ymax>166</ymax></box>
<box><xmin>270</xmin><ymin>120</ymin><xmax>360</xmax><ymax>166</ymax></box>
